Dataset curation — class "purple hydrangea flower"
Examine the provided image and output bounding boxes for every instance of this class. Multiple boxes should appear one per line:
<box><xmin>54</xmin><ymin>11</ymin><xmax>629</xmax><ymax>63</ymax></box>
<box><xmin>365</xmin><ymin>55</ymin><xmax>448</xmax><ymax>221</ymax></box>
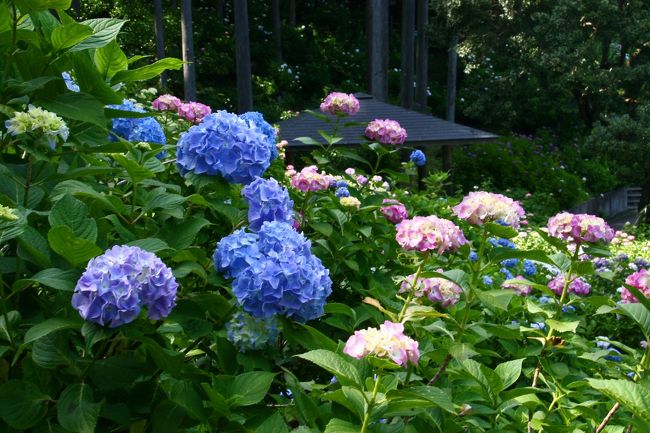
<box><xmin>176</xmin><ymin>111</ymin><xmax>272</xmax><ymax>184</ymax></box>
<box><xmin>239</xmin><ymin>111</ymin><xmax>278</xmax><ymax>160</ymax></box>
<box><xmin>242</xmin><ymin>177</ymin><xmax>294</xmax><ymax>232</ymax></box>
<box><xmin>108</xmin><ymin>100</ymin><xmax>166</xmax><ymax>145</ymax></box>
<box><xmin>548</xmin><ymin>275</ymin><xmax>591</xmax><ymax>296</ymax></box>
<box><xmin>72</xmin><ymin>245</ymin><xmax>178</xmax><ymax>328</ymax></box>
<box><xmin>226</xmin><ymin>310</ymin><xmax>280</xmax><ymax>351</ymax></box>
<box><xmin>409</xmin><ymin>149</ymin><xmax>426</xmax><ymax>166</ymax></box>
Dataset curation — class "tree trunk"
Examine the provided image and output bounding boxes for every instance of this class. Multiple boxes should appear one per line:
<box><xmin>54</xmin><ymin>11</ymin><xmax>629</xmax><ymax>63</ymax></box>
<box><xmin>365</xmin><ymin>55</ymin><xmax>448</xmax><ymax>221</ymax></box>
<box><xmin>272</xmin><ymin>0</ymin><xmax>282</xmax><ymax>62</ymax></box>
<box><xmin>370</xmin><ymin>0</ymin><xmax>389</xmax><ymax>101</ymax></box>
<box><xmin>415</xmin><ymin>0</ymin><xmax>428</xmax><ymax>112</ymax></box>
<box><xmin>400</xmin><ymin>0</ymin><xmax>415</xmax><ymax>109</ymax></box>
<box><xmin>234</xmin><ymin>0</ymin><xmax>253</xmax><ymax>112</ymax></box>
<box><xmin>289</xmin><ymin>0</ymin><xmax>296</xmax><ymax>27</ymax></box>
<box><xmin>443</xmin><ymin>33</ymin><xmax>458</xmax><ymax>173</ymax></box>
<box><xmin>154</xmin><ymin>0</ymin><xmax>167</xmax><ymax>90</ymax></box>
<box><xmin>181</xmin><ymin>0</ymin><xmax>197</xmax><ymax>101</ymax></box>
<box><xmin>365</xmin><ymin>0</ymin><xmax>373</xmax><ymax>92</ymax></box>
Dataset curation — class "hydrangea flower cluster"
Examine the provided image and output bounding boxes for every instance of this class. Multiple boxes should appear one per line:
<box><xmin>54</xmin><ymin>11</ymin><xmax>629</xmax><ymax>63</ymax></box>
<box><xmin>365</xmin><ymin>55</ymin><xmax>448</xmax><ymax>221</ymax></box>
<box><xmin>365</xmin><ymin>119</ymin><xmax>408</xmax><ymax>145</ymax></box>
<box><xmin>409</xmin><ymin>149</ymin><xmax>426</xmax><ymax>166</ymax></box>
<box><xmin>620</xmin><ymin>269</ymin><xmax>650</xmax><ymax>303</ymax></box>
<box><xmin>242</xmin><ymin>177</ymin><xmax>294</xmax><ymax>232</ymax></box>
<box><xmin>178</xmin><ymin>101</ymin><xmax>212</xmax><ymax>123</ymax></box>
<box><xmin>288</xmin><ymin>165</ymin><xmax>335</xmax><ymax>192</ymax></box>
<box><xmin>395</xmin><ymin>216</ymin><xmax>467</xmax><ymax>253</ymax></box>
<box><xmin>107</xmin><ymin>99</ymin><xmax>166</xmax><ymax>146</ymax></box>
<box><xmin>381</xmin><ymin>199</ymin><xmax>409</xmax><ymax>224</ymax></box>
<box><xmin>240</xmin><ymin>111</ymin><xmax>278</xmax><ymax>160</ymax></box>
<box><xmin>319</xmin><ymin>92</ymin><xmax>360</xmax><ymax>116</ymax></box>
<box><xmin>343</xmin><ymin>321</ymin><xmax>420</xmax><ymax>367</ymax></box>
<box><xmin>501</xmin><ymin>276</ymin><xmax>532</xmax><ymax>296</ymax></box>
<box><xmin>226</xmin><ymin>310</ymin><xmax>280</xmax><ymax>352</ymax></box>
<box><xmin>5</xmin><ymin>105</ymin><xmax>69</xmax><ymax>148</ymax></box>
<box><xmin>340</xmin><ymin>196</ymin><xmax>361</xmax><ymax>209</ymax></box>
<box><xmin>152</xmin><ymin>94</ymin><xmax>182</xmax><ymax>112</ymax></box>
<box><xmin>214</xmin><ymin>221</ymin><xmax>332</xmax><ymax>322</ymax></box>
<box><xmin>547</xmin><ymin>275</ymin><xmax>591</xmax><ymax>296</ymax></box>
<box><xmin>71</xmin><ymin>245</ymin><xmax>178</xmax><ymax>328</ymax></box>
<box><xmin>547</xmin><ymin>212</ymin><xmax>615</xmax><ymax>244</ymax></box>
<box><xmin>335</xmin><ymin>187</ymin><xmax>350</xmax><ymax>198</ymax></box>
<box><xmin>61</xmin><ymin>72</ymin><xmax>80</xmax><ymax>92</ymax></box>
<box><xmin>176</xmin><ymin>110</ymin><xmax>272</xmax><ymax>184</ymax></box>
<box><xmin>400</xmin><ymin>273</ymin><xmax>462</xmax><ymax>307</ymax></box>
<box><xmin>453</xmin><ymin>191</ymin><xmax>526</xmax><ymax>228</ymax></box>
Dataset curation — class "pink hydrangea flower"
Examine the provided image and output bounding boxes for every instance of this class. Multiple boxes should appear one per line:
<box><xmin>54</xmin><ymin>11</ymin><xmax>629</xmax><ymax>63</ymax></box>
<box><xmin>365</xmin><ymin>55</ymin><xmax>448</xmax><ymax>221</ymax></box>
<box><xmin>453</xmin><ymin>191</ymin><xmax>526</xmax><ymax>228</ymax></box>
<box><xmin>320</xmin><ymin>92</ymin><xmax>360</xmax><ymax>116</ymax></box>
<box><xmin>547</xmin><ymin>212</ymin><xmax>615</xmax><ymax>244</ymax></box>
<box><xmin>177</xmin><ymin>101</ymin><xmax>212</xmax><ymax>123</ymax></box>
<box><xmin>547</xmin><ymin>275</ymin><xmax>591</xmax><ymax>296</ymax></box>
<box><xmin>290</xmin><ymin>165</ymin><xmax>334</xmax><ymax>192</ymax></box>
<box><xmin>152</xmin><ymin>94</ymin><xmax>182</xmax><ymax>112</ymax></box>
<box><xmin>365</xmin><ymin>119</ymin><xmax>408</xmax><ymax>145</ymax></box>
<box><xmin>621</xmin><ymin>269</ymin><xmax>650</xmax><ymax>303</ymax></box>
<box><xmin>502</xmin><ymin>275</ymin><xmax>532</xmax><ymax>296</ymax></box>
<box><xmin>400</xmin><ymin>273</ymin><xmax>462</xmax><ymax>307</ymax></box>
<box><xmin>395</xmin><ymin>216</ymin><xmax>467</xmax><ymax>254</ymax></box>
<box><xmin>381</xmin><ymin>199</ymin><xmax>408</xmax><ymax>224</ymax></box>
<box><xmin>343</xmin><ymin>321</ymin><xmax>420</xmax><ymax>367</ymax></box>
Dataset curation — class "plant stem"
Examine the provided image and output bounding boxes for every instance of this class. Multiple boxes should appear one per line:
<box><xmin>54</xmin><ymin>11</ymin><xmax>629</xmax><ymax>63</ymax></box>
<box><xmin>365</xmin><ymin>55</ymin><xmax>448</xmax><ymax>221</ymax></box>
<box><xmin>397</xmin><ymin>254</ymin><xmax>428</xmax><ymax>323</ymax></box>
<box><xmin>595</xmin><ymin>402</ymin><xmax>621</xmax><ymax>433</ymax></box>
<box><xmin>360</xmin><ymin>375</ymin><xmax>381</xmax><ymax>433</ymax></box>
<box><xmin>23</xmin><ymin>156</ymin><xmax>33</xmax><ymax>207</ymax></box>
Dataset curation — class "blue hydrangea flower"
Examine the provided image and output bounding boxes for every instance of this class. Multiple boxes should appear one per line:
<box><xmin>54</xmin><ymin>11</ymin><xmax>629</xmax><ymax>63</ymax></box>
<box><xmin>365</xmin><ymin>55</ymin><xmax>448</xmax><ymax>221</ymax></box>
<box><xmin>107</xmin><ymin>99</ymin><xmax>166</xmax><ymax>146</ymax></box>
<box><xmin>605</xmin><ymin>348</ymin><xmax>622</xmax><ymax>362</ymax></box>
<box><xmin>62</xmin><ymin>72</ymin><xmax>80</xmax><ymax>92</ymax></box>
<box><xmin>489</xmin><ymin>238</ymin><xmax>516</xmax><ymax>249</ymax></box>
<box><xmin>538</xmin><ymin>296</ymin><xmax>553</xmax><ymax>304</ymax></box>
<box><xmin>469</xmin><ymin>251</ymin><xmax>478</xmax><ymax>262</ymax></box>
<box><xmin>482</xmin><ymin>276</ymin><xmax>494</xmax><ymax>285</ymax></box>
<box><xmin>596</xmin><ymin>337</ymin><xmax>611</xmax><ymax>349</ymax></box>
<box><xmin>336</xmin><ymin>180</ymin><xmax>348</xmax><ymax>188</ymax></box>
<box><xmin>409</xmin><ymin>149</ymin><xmax>426</xmax><ymax>166</ymax></box>
<box><xmin>524</xmin><ymin>260</ymin><xmax>537</xmax><ymax>276</ymax></box>
<box><xmin>242</xmin><ymin>177</ymin><xmax>294</xmax><ymax>232</ymax></box>
<box><xmin>71</xmin><ymin>245</ymin><xmax>178</xmax><ymax>328</ymax></box>
<box><xmin>500</xmin><ymin>267</ymin><xmax>514</xmax><ymax>280</ymax></box>
<box><xmin>176</xmin><ymin>111</ymin><xmax>272</xmax><ymax>184</ymax></box>
<box><xmin>240</xmin><ymin>111</ymin><xmax>278</xmax><ymax>160</ymax></box>
<box><xmin>214</xmin><ymin>229</ymin><xmax>261</xmax><ymax>278</ymax></box>
<box><xmin>226</xmin><ymin>310</ymin><xmax>280</xmax><ymax>351</ymax></box>
<box><xmin>628</xmin><ymin>371</ymin><xmax>636</xmax><ymax>378</ymax></box>
<box><xmin>501</xmin><ymin>258</ymin><xmax>519</xmax><ymax>268</ymax></box>
<box><xmin>530</xmin><ymin>322</ymin><xmax>545</xmax><ymax>330</ymax></box>
<box><xmin>335</xmin><ymin>187</ymin><xmax>350</xmax><ymax>198</ymax></box>
<box><xmin>216</xmin><ymin>221</ymin><xmax>332</xmax><ymax>322</ymax></box>
<box><xmin>562</xmin><ymin>305</ymin><xmax>576</xmax><ymax>313</ymax></box>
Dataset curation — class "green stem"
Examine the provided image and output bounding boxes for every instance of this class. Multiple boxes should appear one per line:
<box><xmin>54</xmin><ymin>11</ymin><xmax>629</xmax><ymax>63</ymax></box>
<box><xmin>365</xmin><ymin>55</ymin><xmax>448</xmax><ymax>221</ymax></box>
<box><xmin>0</xmin><ymin>273</ymin><xmax>13</xmax><ymax>346</ymax></box>
<box><xmin>23</xmin><ymin>156</ymin><xmax>32</xmax><ymax>207</ymax></box>
<box><xmin>360</xmin><ymin>375</ymin><xmax>381</xmax><ymax>433</ymax></box>
<box><xmin>397</xmin><ymin>254</ymin><xmax>428</xmax><ymax>323</ymax></box>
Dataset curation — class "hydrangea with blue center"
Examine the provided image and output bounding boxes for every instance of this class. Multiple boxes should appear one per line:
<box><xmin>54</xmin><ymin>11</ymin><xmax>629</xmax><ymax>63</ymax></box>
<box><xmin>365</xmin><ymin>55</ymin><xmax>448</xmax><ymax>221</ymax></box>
<box><xmin>176</xmin><ymin>110</ymin><xmax>272</xmax><ymax>184</ymax></box>
<box><xmin>226</xmin><ymin>310</ymin><xmax>280</xmax><ymax>351</ymax></box>
<box><xmin>242</xmin><ymin>177</ymin><xmax>294</xmax><ymax>232</ymax></box>
<box><xmin>335</xmin><ymin>187</ymin><xmax>350</xmax><ymax>198</ymax></box>
<box><xmin>107</xmin><ymin>99</ymin><xmax>167</xmax><ymax>157</ymax></box>
<box><xmin>239</xmin><ymin>111</ymin><xmax>278</xmax><ymax>160</ymax></box>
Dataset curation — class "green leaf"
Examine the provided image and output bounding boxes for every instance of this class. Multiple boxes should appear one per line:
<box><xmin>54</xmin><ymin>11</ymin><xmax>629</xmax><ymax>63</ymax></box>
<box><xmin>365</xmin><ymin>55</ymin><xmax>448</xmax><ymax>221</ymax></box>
<box><xmin>51</xmin><ymin>21</ymin><xmax>92</xmax><ymax>51</ymax></box>
<box><xmin>475</xmin><ymin>289</ymin><xmax>515</xmax><ymax>312</ymax></box>
<box><xmin>388</xmin><ymin>386</ymin><xmax>455</xmax><ymax>413</ymax></box>
<box><xmin>460</xmin><ymin>358</ymin><xmax>502</xmax><ymax>404</ymax></box>
<box><xmin>72</xmin><ymin>18</ymin><xmax>126</xmax><ymax>51</ymax></box>
<box><xmin>311</xmin><ymin>221</ymin><xmax>334</xmax><ymax>237</ymax></box>
<box><xmin>70</xmin><ymin>50</ymin><xmax>123</xmax><ymax>104</ymax></box>
<box><xmin>323</xmin><ymin>418</ymin><xmax>360</xmax><ymax>433</ymax></box>
<box><xmin>48</xmin><ymin>226</ymin><xmax>102</xmax><ymax>266</ymax></box>
<box><xmin>0</xmin><ymin>380</ymin><xmax>49</xmax><ymax>429</ymax></box>
<box><xmin>494</xmin><ymin>359</ymin><xmax>524</xmax><ymax>392</ymax></box>
<box><xmin>24</xmin><ymin>317</ymin><xmax>81</xmax><ymax>344</ymax></box>
<box><xmin>169</xmin><ymin>380</ymin><xmax>206</xmax><ymax>420</ymax></box>
<box><xmin>17</xmin><ymin>226</ymin><xmax>52</xmax><ymax>268</ymax></box>
<box><xmin>49</xmin><ymin>194</ymin><xmax>98</xmax><ymax>242</ymax></box>
<box><xmin>618</xmin><ymin>303</ymin><xmax>650</xmax><ymax>339</ymax></box>
<box><xmin>229</xmin><ymin>371</ymin><xmax>276</xmax><ymax>407</ymax></box>
<box><xmin>32</xmin><ymin>332</ymin><xmax>71</xmax><ymax>369</ymax></box>
<box><xmin>57</xmin><ymin>383</ymin><xmax>102</xmax><ymax>433</ymax></box>
<box><xmin>588</xmin><ymin>379</ymin><xmax>650</xmax><ymax>425</ymax></box>
<box><xmin>14</xmin><ymin>267</ymin><xmax>80</xmax><ymax>292</ymax></box>
<box><xmin>152</xmin><ymin>400</ymin><xmax>186</xmax><ymax>433</ymax></box>
<box><xmin>294</xmin><ymin>136</ymin><xmax>322</xmax><ymax>146</ymax></box>
<box><xmin>546</xmin><ymin>319</ymin><xmax>580</xmax><ymax>333</ymax></box>
<box><xmin>40</xmin><ymin>92</ymin><xmax>107</xmax><ymax>128</ymax></box>
<box><xmin>296</xmin><ymin>350</ymin><xmax>362</xmax><ymax>387</ymax></box>
<box><xmin>52</xmin><ymin>180</ymin><xmax>125</xmax><ymax>213</ymax></box>
<box><xmin>111</xmin><ymin>58</ymin><xmax>183</xmax><ymax>84</ymax></box>
<box><xmin>14</xmin><ymin>0</ymin><xmax>71</xmax><ymax>13</ymax></box>
<box><xmin>112</xmin><ymin>154</ymin><xmax>154</xmax><ymax>183</ymax></box>
<box><xmin>94</xmin><ymin>39</ymin><xmax>128</xmax><ymax>79</ymax></box>
<box><xmin>485</xmin><ymin>222</ymin><xmax>518</xmax><ymax>239</ymax></box>
<box><xmin>255</xmin><ymin>412</ymin><xmax>289</xmax><ymax>433</ymax></box>
<box><xmin>159</xmin><ymin>217</ymin><xmax>210</xmax><ymax>250</ymax></box>
<box><xmin>127</xmin><ymin>238</ymin><xmax>172</xmax><ymax>253</ymax></box>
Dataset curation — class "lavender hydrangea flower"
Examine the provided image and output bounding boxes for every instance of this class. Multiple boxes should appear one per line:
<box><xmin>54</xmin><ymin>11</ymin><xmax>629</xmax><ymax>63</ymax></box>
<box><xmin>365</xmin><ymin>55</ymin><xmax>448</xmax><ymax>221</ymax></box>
<box><xmin>108</xmin><ymin>99</ymin><xmax>166</xmax><ymax>145</ymax></box>
<box><xmin>226</xmin><ymin>310</ymin><xmax>280</xmax><ymax>351</ymax></box>
<box><xmin>71</xmin><ymin>245</ymin><xmax>178</xmax><ymax>328</ymax></box>
<box><xmin>242</xmin><ymin>177</ymin><xmax>294</xmax><ymax>232</ymax></box>
<box><xmin>240</xmin><ymin>111</ymin><xmax>278</xmax><ymax>160</ymax></box>
<box><xmin>176</xmin><ymin>111</ymin><xmax>272</xmax><ymax>184</ymax></box>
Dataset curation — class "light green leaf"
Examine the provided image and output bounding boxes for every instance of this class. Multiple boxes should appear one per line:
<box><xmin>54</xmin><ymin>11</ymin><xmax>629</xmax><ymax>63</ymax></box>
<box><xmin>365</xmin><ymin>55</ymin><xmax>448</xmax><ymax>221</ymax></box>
<box><xmin>323</xmin><ymin>418</ymin><xmax>360</xmax><ymax>433</ymax></box>
<box><xmin>94</xmin><ymin>39</ymin><xmax>127</xmax><ymax>79</ymax></box>
<box><xmin>24</xmin><ymin>317</ymin><xmax>81</xmax><ymax>344</ymax></box>
<box><xmin>296</xmin><ymin>349</ymin><xmax>362</xmax><ymax>387</ymax></box>
<box><xmin>475</xmin><ymin>289</ymin><xmax>515</xmax><ymax>312</ymax></box>
<box><xmin>310</xmin><ymin>221</ymin><xmax>333</xmax><ymax>237</ymax></box>
<box><xmin>460</xmin><ymin>358</ymin><xmax>502</xmax><ymax>404</ymax></box>
<box><xmin>72</xmin><ymin>18</ymin><xmax>126</xmax><ymax>51</ymax></box>
<box><xmin>229</xmin><ymin>371</ymin><xmax>276</xmax><ymax>407</ymax></box>
<box><xmin>48</xmin><ymin>226</ymin><xmax>102</xmax><ymax>266</ymax></box>
<box><xmin>385</xmin><ymin>386</ymin><xmax>455</xmax><ymax>414</ymax></box>
<box><xmin>14</xmin><ymin>0</ymin><xmax>71</xmax><ymax>13</ymax></box>
<box><xmin>127</xmin><ymin>238</ymin><xmax>171</xmax><ymax>253</ymax></box>
<box><xmin>588</xmin><ymin>379</ymin><xmax>650</xmax><ymax>425</ymax></box>
<box><xmin>546</xmin><ymin>319</ymin><xmax>580</xmax><ymax>333</ymax></box>
<box><xmin>57</xmin><ymin>383</ymin><xmax>102</xmax><ymax>433</ymax></box>
<box><xmin>484</xmin><ymin>222</ymin><xmax>518</xmax><ymax>239</ymax></box>
<box><xmin>111</xmin><ymin>58</ymin><xmax>183</xmax><ymax>84</ymax></box>
<box><xmin>494</xmin><ymin>358</ymin><xmax>524</xmax><ymax>392</ymax></box>
<box><xmin>51</xmin><ymin>21</ymin><xmax>92</xmax><ymax>51</ymax></box>
<box><xmin>619</xmin><ymin>303</ymin><xmax>650</xmax><ymax>339</ymax></box>
<box><xmin>112</xmin><ymin>154</ymin><xmax>154</xmax><ymax>183</ymax></box>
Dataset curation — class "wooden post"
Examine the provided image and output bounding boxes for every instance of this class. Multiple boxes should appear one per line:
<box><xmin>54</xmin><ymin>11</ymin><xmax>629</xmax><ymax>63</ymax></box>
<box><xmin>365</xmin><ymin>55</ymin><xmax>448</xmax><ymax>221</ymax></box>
<box><xmin>370</xmin><ymin>0</ymin><xmax>388</xmax><ymax>102</ymax></box>
<box><xmin>400</xmin><ymin>0</ymin><xmax>415</xmax><ymax>109</ymax></box>
<box><xmin>180</xmin><ymin>0</ymin><xmax>197</xmax><ymax>101</ymax></box>
<box><xmin>443</xmin><ymin>33</ymin><xmax>458</xmax><ymax>173</ymax></box>
<box><xmin>154</xmin><ymin>0</ymin><xmax>167</xmax><ymax>90</ymax></box>
<box><xmin>234</xmin><ymin>0</ymin><xmax>253</xmax><ymax>112</ymax></box>
<box><xmin>272</xmin><ymin>0</ymin><xmax>282</xmax><ymax>61</ymax></box>
<box><xmin>415</xmin><ymin>0</ymin><xmax>428</xmax><ymax>112</ymax></box>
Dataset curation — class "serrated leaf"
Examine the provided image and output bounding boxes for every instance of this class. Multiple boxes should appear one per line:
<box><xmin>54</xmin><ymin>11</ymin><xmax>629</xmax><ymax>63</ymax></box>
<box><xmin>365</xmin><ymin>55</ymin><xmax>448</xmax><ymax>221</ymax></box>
<box><xmin>588</xmin><ymin>379</ymin><xmax>650</xmax><ymax>425</ymax></box>
<box><xmin>48</xmin><ymin>226</ymin><xmax>102</xmax><ymax>266</ymax></box>
<box><xmin>475</xmin><ymin>289</ymin><xmax>515</xmax><ymax>312</ymax></box>
<box><xmin>296</xmin><ymin>349</ymin><xmax>362</xmax><ymax>387</ymax></box>
<box><xmin>57</xmin><ymin>383</ymin><xmax>102</xmax><ymax>433</ymax></box>
<box><xmin>112</xmin><ymin>154</ymin><xmax>154</xmax><ymax>183</ymax></box>
<box><xmin>14</xmin><ymin>0</ymin><xmax>70</xmax><ymax>13</ymax></box>
<box><xmin>323</xmin><ymin>418</ymin><xmax>360</xmax><ymax>433</ymax></box>
<box><xmin>494</xmin><ymin>359</ymin><xmax>524</xmax><ymax>392</ymax></box>
<box><xmin>127</xmin><ymin>238</ymin><xmax>171</xmax><ymax>253</ymax></box>
<box><xmin>255</xmin><ymin>412</ymin><xmax>289</xmax><ymax>433</ymax></box>
<box><xmin>14</xmin><ymin>267</ymin><xmax>80</xmax><ymax>292</ymax></box>
<box><xmin>40</xmin><ymin>92</ymin><xmax>107</xmax><ymax>127</ymax></box>
<box><xmin>24</xmin><ymin>317</ymin><xmax>81</xmax><ymax>344</ymax></box>
<box><xmin>546</xmin><ymin>319</ymin><xmax>580</xmax><ymax>333</ymax></box>
<box><xmin>229</xmin><ymin>371</ymin><xmax>276</xmax><ymax>407</ymax></box>
<box><xmin>460</xmin><ymin>358</ymin><xmax>502</xmax><ymax>404</ymax></box>
<box><xmin>49</xmin><ymin>194</ymin><xmax>97</xmax><ymax>242</ymax></box>
<box><xmin>619</xmin><ymin>303</ymin><xmax>650</xmax><ymax>339</ymax></box>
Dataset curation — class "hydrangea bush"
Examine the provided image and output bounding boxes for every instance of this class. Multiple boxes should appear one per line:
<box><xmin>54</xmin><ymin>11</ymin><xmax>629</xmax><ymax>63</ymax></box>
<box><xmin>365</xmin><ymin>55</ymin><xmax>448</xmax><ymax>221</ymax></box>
<box><xmin>2</xmin><ymin>6</ymin><xmax>650</xmax><ymax>433</ymax></box>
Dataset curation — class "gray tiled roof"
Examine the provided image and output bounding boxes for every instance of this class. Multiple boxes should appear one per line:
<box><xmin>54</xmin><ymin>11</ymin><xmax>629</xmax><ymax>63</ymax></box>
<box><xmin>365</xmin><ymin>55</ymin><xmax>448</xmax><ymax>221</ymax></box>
<box><xmin>279</xmin><ymin>93</ymin><xmax>498</xmax><ymax>147</ymax></box>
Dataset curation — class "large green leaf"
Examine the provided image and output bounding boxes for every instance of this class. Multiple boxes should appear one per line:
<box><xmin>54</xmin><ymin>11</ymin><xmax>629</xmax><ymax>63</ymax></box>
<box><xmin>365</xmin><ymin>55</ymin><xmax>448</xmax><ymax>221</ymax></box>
<box><xmin>323</xmin><ymin>418</ymin><xmax>360</xmax><ymax>433</ymax></box>
<box><xmin>255</xmin><ymin>412</ymin><xmax>289</xmax><ymax>433</ymax></box>
<box><xmin>588</xmin><ymin>379</ymin><xmax>650</xmax><ymax>425</ymax></box>
<box><xmin>296</xmin><ymin>350</ymin><xmax>362</xmax><ymax>387</ymax></box>
<box><xmin>111</xmin><ymin>58</ymin><xmax>183</xmax><ymax>84</ymax></box>
<box><xmin>49</xmin><ymin>194</ymin><xmax>98</xmax><ymax>242</ymax></box>
<box><xmin>112</xmin><ymin>154</ymin><xmax>154</xmax><ymax>183</ymax></box>
<box><xmin>494</xmin><ymin>358</ymin><xmax>524</xmax><ymax>392</ymax></box>
<box><xmin>159</xmin><ymin>216</ymin><xmax>210</xmax><ymax>250</ymax></box>
<box><xmin>50</xmin><ymin>21</ymin><xmax>92</xmax><ymax>51</ymax></box>
<box><xmin>0</xmin><ymin>380</ymin><xmax>49</xmax><ymax>429</ymax></box>
<box><xmin>384</xmin><ymin>386</ymin><xmax>455</xmax><ymax>414</ymax></box>
<box><xmin>460</xmin><ymin>358</ymin><xmax>502</xmax><ymax>404</ymax></box>
<box><xmin>228</xmin><ymin>371</ymin><xmax>276</xmax><ymax>407</ymax></box>
<box><xmin>168</xmin><ymin>380</ymin><xmax>206</xmax><ymax>420</ymax></box>
<box><xmin>70</xmin><ymin>50</ymin><xmax>123</xmax><ymax>104</ymax></box>
<box><xmin>24</xmin><ymin>317</ymin><xmax>81</xmax><ymax>344</ymax></box>
<box><xmin>618</xmin><ymin>303</ymin><xmax>650</xmax><ymax>339</ymax></box>
<box><xmin>72</xmin><ymin>18</ymin><xmax>126</xmax><ymax>51</ymax></box>
<box><xmin>475</xmin><ymin>289</ymin><xmax>515</xmax><ymax>312</ymax></box>
<box><xmin>546</xmin><ymin>319</ymin><xmax>580</xmax><ymax>333</ymax></box>
<box><xmin>14</xmin><ymin>0</ymin><xmax>71</xmax><ymax>13</ymax></box>
<box><xmin>57</xmin><ymin>383</ymin><xmax>102</xmax><ymax>433</ymax></box>
<box><xmin>48</xmin><ymin>226</ymin><xmax>102</xmax><ymax>266</ymax></box>
<box><xmin>13</xmin><ymin>267</ymin><xmax>80</xmax><ymax>292</ymax></box>
<box><xmin>94</xmin><ymin>39</ymin><xmax>127</xmax><ymax>79</ymax></box>
<box><xmin>40</xmin><ymin>92</ymin><xmax>107</xmax><ymax>128</ymax></box>
<box><xmin>152</xmin><ymin>400</ymin><xmax>186</xmax><ymax>433</ymax></box>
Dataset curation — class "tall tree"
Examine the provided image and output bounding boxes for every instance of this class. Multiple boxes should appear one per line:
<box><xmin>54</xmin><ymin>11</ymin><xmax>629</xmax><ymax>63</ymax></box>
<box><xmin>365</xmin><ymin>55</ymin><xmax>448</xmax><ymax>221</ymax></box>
<box><xmin>370</xmin><ymin>0</ymin><xmax>389</xmax><ymax>101</ymax></box>
<box><xmin>181</xmin><ymin>0</ymin><xmax>197</xmax><ymax>101</ymax></box>
<box><xmin>289</xmin><ymin>0</ymin><xmax>296</xmax><ymax>27</ymax></box>
<box><xmin>234</xmin><ymin>0</ymin><xmax>253</xmax><ymax>112</ymax></box>
<box><xmin>272</xmin><ymin>0</ymin><xmax>282</xmax><ymax>61</ymax></box>
<box><xmin>400</xmin><ymin>0</ymin><xmax>415</xmax><ymax>108</ymax></box>
<box><xmin>443</xmin><ymin>33</ymin><xmax>458</xmax><ymax>172</ymax></box>
<box><xmin>415</xmin><ymin>0</ymin><xmax>428</xmax><ymax>112</ymax></box>
<box><xmin>154</xmin><ymin>0</ymin><xmax>167</xmax><ymax>89</ymax></box>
